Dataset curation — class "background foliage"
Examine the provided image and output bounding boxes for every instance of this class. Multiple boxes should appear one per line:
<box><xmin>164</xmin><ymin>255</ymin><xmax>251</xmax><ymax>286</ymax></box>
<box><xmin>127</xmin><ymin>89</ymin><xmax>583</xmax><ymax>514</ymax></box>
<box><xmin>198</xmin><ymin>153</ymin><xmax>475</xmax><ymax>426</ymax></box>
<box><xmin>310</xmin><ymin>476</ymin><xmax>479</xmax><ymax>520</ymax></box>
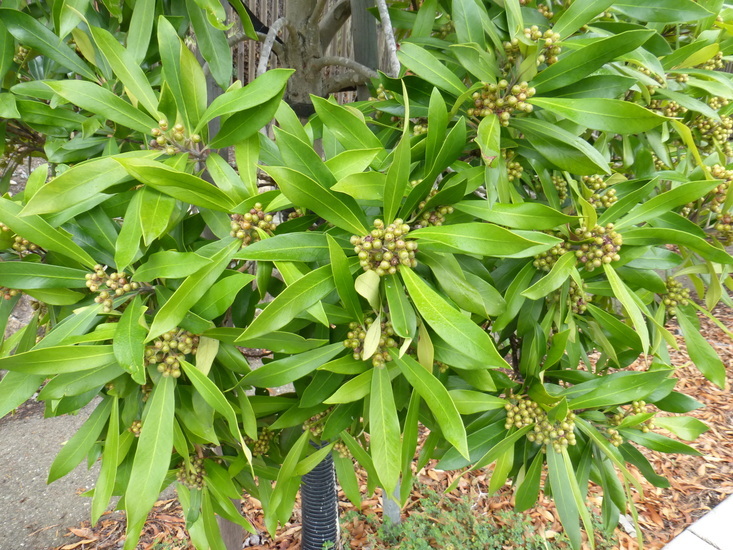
<box><xmin>1</xmin><ymin>1</ymin><xmax>732</xmax><ymax>549</ymax></box>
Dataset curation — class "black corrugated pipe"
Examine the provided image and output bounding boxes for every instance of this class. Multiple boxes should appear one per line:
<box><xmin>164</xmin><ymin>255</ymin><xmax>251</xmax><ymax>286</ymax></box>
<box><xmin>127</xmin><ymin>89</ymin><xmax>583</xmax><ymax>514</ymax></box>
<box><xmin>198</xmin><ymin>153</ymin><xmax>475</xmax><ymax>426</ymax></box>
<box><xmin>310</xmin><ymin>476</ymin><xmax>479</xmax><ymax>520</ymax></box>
<box><xmin>300</xmin><ymin>446</ymin><xmax>339</xmax><ymax>550</ymax></box>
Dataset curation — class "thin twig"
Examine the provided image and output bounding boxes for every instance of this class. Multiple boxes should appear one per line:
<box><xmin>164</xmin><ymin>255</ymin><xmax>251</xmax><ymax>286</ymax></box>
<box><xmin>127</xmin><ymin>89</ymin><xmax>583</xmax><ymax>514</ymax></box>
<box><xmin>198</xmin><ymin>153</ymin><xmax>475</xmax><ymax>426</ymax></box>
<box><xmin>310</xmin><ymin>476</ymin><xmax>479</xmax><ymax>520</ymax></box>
<box><xmin>312</xmin><ymin>55</ymin><xmax>378</xmax><ymax>80</ymax></box>
<box><xmin>375</xmin><ymin>0</ymin><xmax>400</xmax><ymax>77</ymax></box>
<box><xmin>256</xmin><ymin>17</ymin><xmax>286</xmax><ymax>77</ymax></box>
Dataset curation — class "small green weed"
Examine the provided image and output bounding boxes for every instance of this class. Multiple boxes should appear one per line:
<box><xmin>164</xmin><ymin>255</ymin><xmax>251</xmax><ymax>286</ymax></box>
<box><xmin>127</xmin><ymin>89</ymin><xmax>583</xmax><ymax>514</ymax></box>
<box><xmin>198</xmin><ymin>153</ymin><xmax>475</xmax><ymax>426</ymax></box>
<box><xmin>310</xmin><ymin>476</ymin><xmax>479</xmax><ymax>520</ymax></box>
<box><xmin>341</xmin><ymin>486</ymin><xmax>618</xmax><ymax>550</ymax></box>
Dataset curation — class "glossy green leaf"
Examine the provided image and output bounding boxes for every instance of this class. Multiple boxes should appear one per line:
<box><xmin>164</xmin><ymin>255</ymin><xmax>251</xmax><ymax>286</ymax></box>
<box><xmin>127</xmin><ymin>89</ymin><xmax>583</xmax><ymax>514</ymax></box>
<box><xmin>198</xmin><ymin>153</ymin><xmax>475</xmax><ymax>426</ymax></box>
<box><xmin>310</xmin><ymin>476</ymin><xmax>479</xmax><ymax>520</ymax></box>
<box><xmin>613</xmin><ymin>0</ymin><xmax>712</xmax><ymax>22</ymax></box>
<box><xmin>456</xmin><ymin>201</ymin><xmax>576</xmax><ymax>231</ymax></box>
<box><xmin>115</xmin><ymin>189</ymin><xmax>143</xmax><ymax>271</ymax></box>
<box><xmin>653</xmin><ymin>416</ymin><xmax>709</xmax><ymax>441</ymax></box>
<box><xmin>45</xmin><ymin>80</ymin><xmax>158</xmax><ymax>134</ymax></box>
<box><xmin>138</xmin><ymin>186</ymin><xmax>176</xmax><ymax>246</ymax></box>
<box><xmin>604</xmin><ymin>264</ymin><xmax>649</xmax><ymax>352</ymax></box>
<box><xmin>676</xmin><ymin>306</ymin><xmax>726</xmax><ymax>388</ymax></box>
<box><xmin>0</xmin><ymin>8</ymin><xmax>96</xmax><ymax>80</ymax></box>
<box><xmin>529</xmin><ymin>98</ymin><xmax>665</xmax><ymax>134</ymax></box>
<box><xmin>311</xmin><ymin>96</ymin><xmax>383</xmax><ymax>152</ymax></box>
<box><xmin>565</xmin><ymin>371</ymin><xmax>669</xmax><ymax>409</ymax></box>
<box><xmin>511</xmin><ymin>118</ymin><xmax>610</xmax><ymax>175</ymax></box>
<box><xmin>197</xmin><ymin>69</ymin><xmax>294</xmax><ymax>133</ymax></box>
<box><xmin>515</xmin><ymin>451</ymin><xmax>544</xmax><ymax>512</ymax></box>
<box><xmin>0</xmin><ymin>263</ymin><xmax>88</xmax><ymax>289</ymax></box>
<box><xmin>235</xmin><ymin>233</ymin><xmax>331</xmax><ymax>262</ymax></box>
<box><xmin>0</xmin><ymin>198</ymin><xmax>95</xmax><ymax>267</ymax></box>
<box><xmin>370</xmin><ymin>366</ymin><xmax>402</xmax><ymax>496</ymax></box>
<box><xmin>448</xmin><ymin>389</ymin><xmax>507</xmax><ymax>415</ymax></box>
<box><xmin>522</xmin><ymin>253</ymin><xmax>577</xmax><ymax>300</ymax></box>
<box><xmin>383</xmin><ymin>133</ymin><xmax>411</xmax><ymax>223</ymax></box>
<box><xmin>0</xmin><ymin>345</ymin><xmax>116</xmax><ymax>375</ymax></box>
<box><xmin>117</xmin><ymin>158</ymin><xmax>237</xmax><ymax>212</ymax></box>
<box><xmin>123</xmin><ymin>376</ymin><xmax>175</xmax><ymax>550</ymax></box>
<box><xmin>397</xmin><ymin>43</ymin><xmax>466</xmax><ymax>97</ymax></box>
<box><xmin>553</xmin><ymin>0</ymin><xmax>615</xmax><ymax>37</ymax></box>
<box><xmin>236</xmin><ymin>265</ymin><xmax>334</xmax><ymax>340</ymax></box>
<box><xmin>242</xmin><ymin>343</ymin><xmax>344</xmax><ymax>387</ymax></box>
<box><xmin>531</xmin><ymin>30</ymin><xmax>654</xmax><ymax>93</ymax></box>
<box><xmin>21</xmin><ymin>151</ymin><xmax>157</xmax><ymax>216</ymax></box>
<box><xmin>127</xmin><ymin>0</ymin><xmax>154</xmax><ymax>64</ymax></box>
<box><xmin>0</xmin><ymin>372</ymin><xmax>44</xmax><ymax>419</ymax></box>
<box><xmin>37</xmin><ymin>364</ymin><xmax>122</xmax><ymax>400</ymax></box>
<box><xmin>92</xmin><ymin>397</ymin><xmax>118</xmax><ymax>524</ymax></box>
<box><xmin>401</xmin><ymin>268</ymin><xmax>508</xmax><ymax>368</ymax></box>
<box><xmin>49</xmin><ymin>397</ymin><xmax>113</xmax><ymax>483</ymax></box>
<box><xmin>113</xmin><ymin>295</ymin><xmax>147</xmax><ymax>385</ymax></box>
<box><xmin>384</xmin><ymin>274</ymin><xmax>416</xmax><ymax>339</ymax></box>
<box><xmin>412</xmin><ymin>223</ymin><xmax>561</xmax><ymax>258</ymax></box>
<box><xmin>263</xmin><ymin>166</ymin><xmax>368</xmax><ymax>235</ymax></box>
<box><xmin>186</xmin><ymin>0</ymin><xmax>232</xmax><ymax>89</ymax></box>
<box><xmin>328</xmin><ymin>234</ymin><xmax>363</xmax><ymax>324</ymax></box>
<box><xmin>391</xmin><ymin>351</ymin><xmax>468</xmax><ymax>458</ymax></box>
<box><xmin>546</xmin><ymin>447</ymin><xmax>581</xmax><ymax>550</ymax></box>
<box><xmin>148</xmin><ymin>239</ymin><xmax>240</xmax><ymax>339</ymax></box>
<box><xmin>132</xmin><ymin>251</ymin><xmax>213</xmax><ymax>282</ymax></box>
<box><xmin>619</xmin><ymin>428</ymin><xmax>700</xmax><ymax>455</ymax></box>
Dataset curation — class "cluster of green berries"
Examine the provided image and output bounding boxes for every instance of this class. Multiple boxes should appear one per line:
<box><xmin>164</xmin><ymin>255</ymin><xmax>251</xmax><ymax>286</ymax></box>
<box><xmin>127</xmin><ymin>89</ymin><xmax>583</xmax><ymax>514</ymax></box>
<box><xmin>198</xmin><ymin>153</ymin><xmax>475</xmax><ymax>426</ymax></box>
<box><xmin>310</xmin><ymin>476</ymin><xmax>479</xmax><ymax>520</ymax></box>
<box><xmin>10</xmin><ymin>235</ymin><xmax>40</xmax><ymax>255</ymax></box>
<box><xmin>606</xmin><ymin>401</ymin><xmax>655</xmax><ymax>446</ymax></box>
<box><xmin>538</xmin><ymin>4</ymin><xmax>554</xmax><ymax>19</ymax></box>
<box><xmin>141</xmin><ymin>384</ymin><xmax>153</xmax><ymax>402</ymax></box>
<box><xmin>663</xmin><ymin>277</ymin><xmax>691</xmax><ymax>317</ymax></box>
<box><xmin>129</xmin><ymin>420</ymin><xmax>142</xmax><ymax>437</ymax></box>
<box><xmin>247</xmin><ymin>427</ymin><xmax>275</xmax><ymax>456</ymax></box>
<box><xmin>637</xmin><ymin>66</ymin><xmax>665</xmax><ymax>86</ymax></box>
<box><xmin>412</xmin><ymin>196</ymin><xmax>454</xmax><ymax>229</ymax></box>
<box><xmin>694</xmin><ymin>114</ymin><xmax>733</xmax><ymax>150</ymax></box>
<box><xmin>144</xmin><ymin>328</ymin><xmax>199</xmax><ymax>378</ymax></box>
<box><xmin>1</xmin><ymin>287</ymin><xmax>20</xmax><ymax>300</ymax></box>
<box><xmin>552</xmin><ymin>175</ymin><xmax>568</xmax><ymax>201</ymax></box>
<box><xmin>708</xmin><ymin>96</ymin><xmax>730</xmax><ymax>110</ymax></box>
<box><xmin>343</xmin><ymin>318</ymin><xmax>398</xmax><ymax>368</ymax></box>
<box><xmin>334</xmin><ymin>440</ymin><xmax>351</xmax><ymax>459</ymax></box>
<box><xmin>412</xmin><ymin>120</ymin><xmax>428</xmax><ymax>136</ymax></box>
<box><xmin>653</xmin><ymin>154</ymin><xmax>668</xmax><ymax>171</ymax></box>
<box><xmin>230</xmin><ymin>203</ymin><xmax>277</xmax><ymax>246</ymax></box>
<box><xmin>567</xmin><ymin>280</ymin><xmax>591</xmax><ymax>314</ymax></box>
<box><xmin>699</xmin><ymin>51</ymin><xmax>725</xmax><ymax>70</ymax></box>
<box><xmin>649</xmin><ymin>99</ymin><xmax>687</xmax><ymax>118</ymax></box>
<box><xmin>467</xmin><ymin>81</ymin><xmax>536</xmax><ymax>124</ymax></box>
<box><xmin>715</xmin><ymin>213</ymin><xmax>733</xmax><ymax>245</ymax></box>
<box><xmin>583</xmin><ymin>174</ymin><xmax>617</xmax><ymax>209</ymax></box>
<box><xmin>436</xmin><ymin>18</ymin><xmax>454</xmax><ymax>39</ymax></box>
<box><xmin>505</xmin><ymin>397</ymin><xmax>577</xmax><ymax>453</ymax></box>
<box><xmin>505</xmin><ymin>152</ymin><xmax>524</xmax><ymax>182</ymax></box>
<box><xmin>573</xmin><ymin>224</ymin><xmax>623</xmax><ymax>271</ymax></box>
<box><xmin>533</xmin><ymin>239</ymin><xmax>570</xmax><ymax>272</ymax></box>
<box><xmin>370</xmin><ymin>83</ymin><xmax>393</xmax><ymax>101</ymax></box>
<box><xmin>351</xmin><ymin>219</ymin><xmax>418</xmax><ymax>276</ymax></box>
<box><xmin>709</xmin><ymin>164</ymin><xmax>732</xmax><ymax>213</ymax></box>
<box><xmin>287</xmin><ymin>207</ymin><xmax>305</xmax><ymax>220</ymax></box>
<box><xmin>149</xmin><ymin>120</ymin><xmax>201</xmax><ymax>156</ymax></box>
<box><xmin>85</xmin><ymin>265</ymin><xmax>140</xmax><ymax>313</ymax></box>
<box><xmin>177</xmin><ymin>455</ymin><xmax>205</xmax><ymax>490</ymax></box>
<box><xmin>606</xmin><ymin>428</ymin><xmax>624</xmax><ymax>447</ymax></box>
<box><xmin>13</xmin><ymin>45</ymin><xmax>29</xmax><ymax>65</ymax></box>
<box><xmin>304</xmin><ymin>410</ymin><xmax>330</xmax><ymax>439</ymax></box>
<box><xmin>522</xmin><ymin>27</ymin><xmax>562</xmax><ymax>65</ymax></box>
<box><xmin>675</xmin><ymin>73</ymin><xmax>689</xmax><ymax>83</ymax></box>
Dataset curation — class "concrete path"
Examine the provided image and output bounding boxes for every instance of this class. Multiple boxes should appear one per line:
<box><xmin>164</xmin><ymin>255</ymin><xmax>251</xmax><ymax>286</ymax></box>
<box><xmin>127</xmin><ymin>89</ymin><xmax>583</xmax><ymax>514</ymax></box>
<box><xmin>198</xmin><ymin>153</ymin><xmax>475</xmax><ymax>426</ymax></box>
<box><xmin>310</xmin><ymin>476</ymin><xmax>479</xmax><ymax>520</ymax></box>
<box><xmin>0</xmin><ymin>399</ymin><xmax>101</xmax><ymax>550</ymax></box>
<box><xmin>663</xmin><ymin>495</ymin><xmax>733</xmax><ymax>550</ymax></box>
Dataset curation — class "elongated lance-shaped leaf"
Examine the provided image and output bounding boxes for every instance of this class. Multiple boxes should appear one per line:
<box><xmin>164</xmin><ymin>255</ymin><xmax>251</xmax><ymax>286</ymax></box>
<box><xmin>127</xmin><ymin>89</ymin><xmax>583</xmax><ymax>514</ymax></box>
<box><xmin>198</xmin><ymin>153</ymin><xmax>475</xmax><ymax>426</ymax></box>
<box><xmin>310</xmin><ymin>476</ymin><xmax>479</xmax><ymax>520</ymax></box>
<box><xmin>44</xmin><ymin>80</ymin><xmax>158</xmax><ymax>133</ymax></box>
<box><xmin>311</xmin><ymin>96</ymin><xmax>383</xmax><ymax>153</ymax></box>
<box><xmin>370</xmin><ymin>367</ymin><xmax>402</xmax><ymax>496</ymax></box>
<box><xmin>603</xmin><ymin>264</ymin><xmax>649</xmax><ymax>352</ymax></box>
<box><xmin>522</xmin><ymin>252</ymin><xmax>577</xmax><ymax>300</ymax></box>
<box><xmin>397</xmin><ymin>43</ymin><xmax>466</xmax><ymax>97</ymax></box>
<box><xmin>455</xmin><ymin>201</ymin><xmax>577</xmax><ymax>231</ymax></box>
<box><xmin>384</xmin><ymin>274</ymin><xmax>417</xmax><ymax>339</ymax></box>
<box><xmin>0</xmin><ymin>345</ymin><xmax>116</xmax><ymax>375</ymax></box>
<box><xmin>21</xmin><ymin>151</ymin><xmax>159</xmax><ymax>216</ymax></box>
<box><xmin>113</xmin><ymin>295</ymin><xmax>147</xmax><ymax>384</ymax></box>
<box><xmin>676</xmin><ymin>305</ymin><xmax>726</xmax><ymax>388</ymax></box>
<box><xmin>148</xmin><ymin>239</ymin><xmax>240</xmax><ymax>339</ymax></box>
<box><xmin>127</xmin><ymin>0</ymin><xmax>155</xmax><ymax>64</ymax></box>
<box><xmin>0</xmin><ymin>8</ymin><xmax>96</xmax><ymax>80</ymax></box>
<box><xmin>0</xmin><ymin>198</ymin><xmax>95</xmax><ymax>267</ymax></box>
<box><xmin>0</xmin><ymin>263</ymin><xmax>88</xmax><ymax>290</ymax></box>
<box><xmin>92</xmin><ymin>397</ymin><xmax>119</xmax><ymax>524</ymax></box>
<box><xmin>123</xmin><ymin>376</ymin><xmax>176</xmax><ymax>550</ymax></box>
<box><xmin>327</xmin><ymin>234</ymin><xmax>363</xmax><ymax>324</ymax></box>
<box><xmin>115</xmin><ymin>158</ymin><xmax>238</xmax><ymax>212</ymax></box>
<box><xmin>236</xmin><ymin>264</ymin><xmax>335</xmax><ymax>341</ymax></box>
<box><xmin>48</xmin><ymin>396</ymin><xmax>113</xmax><ymax>483</ymax></box>
<box><xmin>553</xmin><ymin>0</ymin><xmax>615</xmax><ymax>37</ymax></box>
<box><xmin>242</xmin><ymin>343</ymin><xmax>345</xmax><ymax>388</ymax></box>
<box><xmin>383</xmin><ymin>131</ymin><xmax>411</xmax><ymax>224</ymax></box>
<box><xmin>390</xmin><ymin>351</ymin><xmax>469</xmax><ymax>459</ymax></box>
<box><xmin>401</xmin><ymin>268</ymin><xmax>509</xmax><ymax>368</ymax></box>
<box><xmin>263</xmin><ymin>166</ymin><xmax>368</xmax><ymax>235</ymax></box>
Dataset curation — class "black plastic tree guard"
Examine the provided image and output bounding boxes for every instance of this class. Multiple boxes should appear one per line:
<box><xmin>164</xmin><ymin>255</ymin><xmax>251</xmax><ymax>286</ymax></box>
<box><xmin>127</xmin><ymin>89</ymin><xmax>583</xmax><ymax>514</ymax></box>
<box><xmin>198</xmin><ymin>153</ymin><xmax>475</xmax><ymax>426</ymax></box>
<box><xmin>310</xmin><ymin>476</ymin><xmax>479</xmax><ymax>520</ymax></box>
<box><xmin>300</xmin><ymin>448</ymin><xmax>339</xmax><ymax>550</ymax></box>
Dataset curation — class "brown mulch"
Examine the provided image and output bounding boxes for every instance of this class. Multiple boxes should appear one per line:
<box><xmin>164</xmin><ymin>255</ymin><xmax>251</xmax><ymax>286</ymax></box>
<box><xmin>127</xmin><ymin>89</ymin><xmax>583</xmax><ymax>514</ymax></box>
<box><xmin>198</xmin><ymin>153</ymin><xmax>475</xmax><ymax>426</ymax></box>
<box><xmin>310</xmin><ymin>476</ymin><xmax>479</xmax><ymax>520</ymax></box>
<box><xmin>53</xmin><ymin>305</ymin><xmax>733</xmax><ymax>550</ymax></box>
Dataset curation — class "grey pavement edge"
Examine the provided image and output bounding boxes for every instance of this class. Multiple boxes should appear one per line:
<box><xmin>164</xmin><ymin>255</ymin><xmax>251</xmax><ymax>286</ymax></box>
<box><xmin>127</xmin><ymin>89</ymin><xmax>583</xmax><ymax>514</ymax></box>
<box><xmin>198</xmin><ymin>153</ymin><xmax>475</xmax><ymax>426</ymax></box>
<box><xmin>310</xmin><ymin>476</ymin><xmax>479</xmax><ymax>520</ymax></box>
<box><xmin>663</xmin><ymin>495</ymin><xmax>733</xmax><ymax>550</ymax></box>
